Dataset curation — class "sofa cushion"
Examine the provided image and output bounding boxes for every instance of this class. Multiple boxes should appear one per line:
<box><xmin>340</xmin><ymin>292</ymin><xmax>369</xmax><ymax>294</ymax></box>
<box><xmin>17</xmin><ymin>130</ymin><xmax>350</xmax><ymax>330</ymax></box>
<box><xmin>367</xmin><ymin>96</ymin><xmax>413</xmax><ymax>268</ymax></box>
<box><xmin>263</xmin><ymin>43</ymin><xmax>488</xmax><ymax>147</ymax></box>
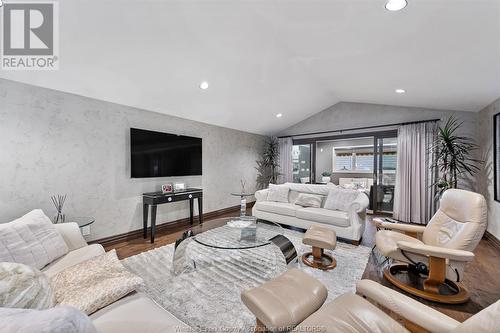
<box><xmin>51</xmin><ymin>250</ymin><xmax>143</xmax><ymax>315</ymax></box>
<box><xmin>91</xmin><ymin>293</ymin><xmax>188</xmax><ymax>333</ymax></box>
<box><xmin>0</xmin><ymin>209</ymin><xmax>69</xmax><ymax>269</ymax></box>
<box><xmin>324</xmin><ymin>188</ymin><xmax>359</xmax><ymax>212</ymax></box>
<box><xmin>267</xmin><ymin>184</ymin><xmax>290</xmax><ymax>203</ymax></box>
<box><xmin>255</xmin><ymin>201</ymin><xmax>300</xmax><ymax>217</ymax></box>
<box><xmin>294</xmin><ymin>193</ymin><xmax>323</xmax><ymax>208</ymax></box>
<box><xmin>0</xmin><ymin>262</ymin><xmax>55</xmax><ymax>309</ymax></box>
<box><xmin>0</xmin><ymin>306</ymin><xmax>98</xmax><ymax>333</ymax></box>
<box><xmin>296</xmin><ymin>208</ymin><xmax>350</xmax><ymax>227</ymax></box>
<box><xmin>43</xmin><ymin>244</ymin><xmax>105</xmax><ymax>278</ymax></box>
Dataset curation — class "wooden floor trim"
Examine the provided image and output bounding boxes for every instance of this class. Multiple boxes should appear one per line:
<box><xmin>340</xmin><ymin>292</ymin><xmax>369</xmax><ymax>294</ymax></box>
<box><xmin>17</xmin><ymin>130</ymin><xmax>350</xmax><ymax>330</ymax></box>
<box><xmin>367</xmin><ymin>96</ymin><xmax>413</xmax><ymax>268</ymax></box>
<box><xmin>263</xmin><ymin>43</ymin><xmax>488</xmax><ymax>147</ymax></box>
<box><xmin>484</xmin><ymin>231</ymin><xmax>500</xmax><ymax>250</ymax></box>
<box><xmin>90</xmin><ymin>202</ymin><xmax>254</xmax><ymax>247</ymax></box>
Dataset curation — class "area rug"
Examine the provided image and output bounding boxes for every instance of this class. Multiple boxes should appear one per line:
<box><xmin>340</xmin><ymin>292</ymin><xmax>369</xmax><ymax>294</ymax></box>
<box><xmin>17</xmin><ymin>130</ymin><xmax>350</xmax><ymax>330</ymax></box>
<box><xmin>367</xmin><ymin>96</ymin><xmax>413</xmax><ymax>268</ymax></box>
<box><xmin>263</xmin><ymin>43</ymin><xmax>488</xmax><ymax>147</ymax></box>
<box><xmin>122</xmin><ymin>226</ymin><xmax>371</xmax><ymax>332</ymax></box>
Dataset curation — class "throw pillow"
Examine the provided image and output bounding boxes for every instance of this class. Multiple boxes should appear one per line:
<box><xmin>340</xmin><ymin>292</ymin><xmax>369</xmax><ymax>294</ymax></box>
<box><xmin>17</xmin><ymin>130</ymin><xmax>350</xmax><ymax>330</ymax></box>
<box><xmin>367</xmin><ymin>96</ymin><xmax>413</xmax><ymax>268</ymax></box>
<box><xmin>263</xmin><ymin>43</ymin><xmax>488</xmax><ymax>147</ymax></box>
<box><xmin>267</xmin><ymin>184</ymin><xmax>290</xmax><ymax>203</ymax></box>
<box><xmin>294</xmin><ymin>193</ymin><xmax>323</xmax><ymax>208</ymax></box>
<box><xmin>324</xmin><ymin>187</ymin><xmax>360</xmax><ymax>212</ymax></box>
<box><xmin>51</xmin><ymin>249</ymin><xmax>143</xmax><ymax>315</ymax></box>
<box><xmin>0</xmin><ymin>262</ymin><xmax>55</xmax><ymax>309</ymax></box>
<box><xmin>0</xmin><ymin>306</ymin><xmax>98</xmax><ymax>333</ymax></box>
<box><xmin>0</xmin><ymin>209</ymin><xmax>69</xmax><ymax>269</ymax></box>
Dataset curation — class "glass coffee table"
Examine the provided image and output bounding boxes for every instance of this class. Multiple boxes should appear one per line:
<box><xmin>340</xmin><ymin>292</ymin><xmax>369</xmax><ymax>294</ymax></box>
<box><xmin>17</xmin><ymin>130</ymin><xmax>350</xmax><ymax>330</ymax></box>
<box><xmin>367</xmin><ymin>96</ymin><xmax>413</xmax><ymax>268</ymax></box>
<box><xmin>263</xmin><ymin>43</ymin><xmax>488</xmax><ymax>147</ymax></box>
<box><xmin>172</xmin><ymin>216</ymin><xmax>297</xmax><ymax>275</ymax></box>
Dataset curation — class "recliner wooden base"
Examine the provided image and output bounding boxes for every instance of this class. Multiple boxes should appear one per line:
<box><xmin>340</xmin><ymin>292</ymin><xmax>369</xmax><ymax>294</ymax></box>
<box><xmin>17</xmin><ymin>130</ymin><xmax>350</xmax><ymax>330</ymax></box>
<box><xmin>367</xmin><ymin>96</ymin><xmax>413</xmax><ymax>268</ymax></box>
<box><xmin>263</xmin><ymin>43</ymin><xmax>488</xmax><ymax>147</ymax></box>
<box><xmin>384</xmin><ymin>263</ymin><xmax>469</xmax><ymax>304</ymax></box>
<box><xmin>302</xmin><ymin>247</ymin><xmax>336</xmax><ymax>270</ymax></box>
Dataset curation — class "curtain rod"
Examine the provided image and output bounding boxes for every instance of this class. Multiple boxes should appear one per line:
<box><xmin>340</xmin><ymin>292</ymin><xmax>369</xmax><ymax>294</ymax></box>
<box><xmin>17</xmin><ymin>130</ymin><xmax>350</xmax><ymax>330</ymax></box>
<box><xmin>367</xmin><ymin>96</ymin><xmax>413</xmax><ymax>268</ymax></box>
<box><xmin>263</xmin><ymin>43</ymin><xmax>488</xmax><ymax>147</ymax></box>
<box><xmin>277</xmin><ymin>118</ymin><xmax>441</xmax><ymax>139</ymax></box>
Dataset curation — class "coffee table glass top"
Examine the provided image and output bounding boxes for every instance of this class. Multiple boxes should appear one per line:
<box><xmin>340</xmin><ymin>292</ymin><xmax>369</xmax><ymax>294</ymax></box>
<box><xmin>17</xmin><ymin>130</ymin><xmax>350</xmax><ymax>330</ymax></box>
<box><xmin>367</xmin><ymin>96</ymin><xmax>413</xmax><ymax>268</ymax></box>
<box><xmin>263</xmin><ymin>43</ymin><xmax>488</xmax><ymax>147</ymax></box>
<box><xmin>193</xmin><ymin>216</ymin><xmax>283</xmax><ymax>249</ymax></box>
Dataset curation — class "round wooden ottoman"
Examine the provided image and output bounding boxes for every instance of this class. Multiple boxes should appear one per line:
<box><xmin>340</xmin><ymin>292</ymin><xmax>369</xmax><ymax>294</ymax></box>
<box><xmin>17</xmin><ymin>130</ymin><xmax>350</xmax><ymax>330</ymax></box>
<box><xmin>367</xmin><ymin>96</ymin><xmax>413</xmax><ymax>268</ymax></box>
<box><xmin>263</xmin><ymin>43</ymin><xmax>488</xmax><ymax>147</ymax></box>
<box><xmin>302</xmin><ymin>225</ymin><xmax>337</xmax><ymax>270</ymax></box>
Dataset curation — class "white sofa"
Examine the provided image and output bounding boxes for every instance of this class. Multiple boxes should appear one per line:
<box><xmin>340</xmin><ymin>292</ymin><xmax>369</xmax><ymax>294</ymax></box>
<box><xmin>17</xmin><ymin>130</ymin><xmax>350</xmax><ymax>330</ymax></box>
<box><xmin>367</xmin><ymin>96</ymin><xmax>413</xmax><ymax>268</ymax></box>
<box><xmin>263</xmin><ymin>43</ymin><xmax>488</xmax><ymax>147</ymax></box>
<box><xmin>252</xmin><ymin>183</ymin><xmax>369</xmax><ymax>244</ymax></box>
<box><xmin>44</xmin><ymin>223</ymin><xmax>188</xmax><ymax>333</ymax></box>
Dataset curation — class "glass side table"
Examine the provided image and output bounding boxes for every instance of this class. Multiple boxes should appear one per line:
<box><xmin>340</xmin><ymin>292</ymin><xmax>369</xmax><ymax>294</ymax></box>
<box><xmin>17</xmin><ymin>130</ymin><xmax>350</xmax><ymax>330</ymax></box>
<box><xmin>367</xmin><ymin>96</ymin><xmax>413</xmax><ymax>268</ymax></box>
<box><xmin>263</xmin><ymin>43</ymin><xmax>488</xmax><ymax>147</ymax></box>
<box><xmin>230</xmin><ymin>192</ymin><xmax>254</xmax><ymax>217</ymax></box>
<box><xmin>64</xmin><ymin>217</ymin><xmax>95</xmax><ymax>236</ymax></box>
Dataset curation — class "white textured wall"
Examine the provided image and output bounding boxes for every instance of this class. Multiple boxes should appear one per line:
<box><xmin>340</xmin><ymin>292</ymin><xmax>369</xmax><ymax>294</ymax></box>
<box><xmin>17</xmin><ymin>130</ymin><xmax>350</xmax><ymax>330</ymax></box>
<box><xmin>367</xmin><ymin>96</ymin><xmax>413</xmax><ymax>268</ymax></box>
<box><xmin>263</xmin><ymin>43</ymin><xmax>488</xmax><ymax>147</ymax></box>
<box><xmin>478</xmin><ymin>97</ymin><xmax>500</xmax><ymax>240</ymax></box>
<box><xmin>0</xmin><ymin>79</ymin><xmax>265</xmax><ymax>241</ymax></box>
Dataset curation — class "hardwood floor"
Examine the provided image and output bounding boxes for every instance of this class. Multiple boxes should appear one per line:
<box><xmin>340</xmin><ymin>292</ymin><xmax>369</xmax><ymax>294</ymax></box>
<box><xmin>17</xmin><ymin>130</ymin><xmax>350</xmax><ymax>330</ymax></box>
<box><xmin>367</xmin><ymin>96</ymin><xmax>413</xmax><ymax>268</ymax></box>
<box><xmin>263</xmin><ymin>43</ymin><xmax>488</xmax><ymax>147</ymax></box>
<box><xmin>105</xmin><ymin>208</ymin><xmax>500</xmax><ymax>322</ymax></box>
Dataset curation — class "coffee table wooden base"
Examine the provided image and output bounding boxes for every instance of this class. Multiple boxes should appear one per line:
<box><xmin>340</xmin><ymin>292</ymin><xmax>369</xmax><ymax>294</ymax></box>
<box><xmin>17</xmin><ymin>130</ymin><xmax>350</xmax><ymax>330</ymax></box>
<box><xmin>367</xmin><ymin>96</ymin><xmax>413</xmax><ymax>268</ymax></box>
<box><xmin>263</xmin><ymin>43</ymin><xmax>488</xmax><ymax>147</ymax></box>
<box><xmin>384</xmin><ymin>264</ymin><xmax>469</xmax><ymax>304</ymax></box>
<box><xmin>302</xmin><ymin>247</ymin><xmax>336</xmax><ymax>270</ymax></box>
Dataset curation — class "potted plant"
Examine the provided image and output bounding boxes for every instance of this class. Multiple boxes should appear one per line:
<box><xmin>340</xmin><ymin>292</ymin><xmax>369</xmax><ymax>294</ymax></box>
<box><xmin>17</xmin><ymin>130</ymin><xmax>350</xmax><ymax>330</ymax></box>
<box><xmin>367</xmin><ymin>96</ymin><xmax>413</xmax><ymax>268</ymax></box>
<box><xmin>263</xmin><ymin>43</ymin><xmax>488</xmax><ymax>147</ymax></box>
<box><xmin>430</xmin><ymin>117</ymin><xmax>483</xmax><ymax>198</ymax></box>
<box><xmin>321</xmin><ymin>171</ymin><xmax>332</xmax><ymax>183</ymax></box>
<box><xmin>256</xmin><ymin>137</ymin><xmax>281</xmax><ymax>189</ymax></box>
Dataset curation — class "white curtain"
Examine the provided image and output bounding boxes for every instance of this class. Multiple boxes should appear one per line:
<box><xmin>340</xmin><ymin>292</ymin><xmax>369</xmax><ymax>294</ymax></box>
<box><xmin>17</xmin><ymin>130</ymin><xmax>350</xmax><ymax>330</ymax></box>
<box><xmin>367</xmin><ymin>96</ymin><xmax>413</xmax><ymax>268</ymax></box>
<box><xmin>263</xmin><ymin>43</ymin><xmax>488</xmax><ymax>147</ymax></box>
<box><xmin>393</xmin><ymin>122</ymin><xmax>438</xmax><ymax>224</ymax></box>
<box><xmin>278</xmin><ymin>137</ymin><xmax>293</xmax><ymax>184</ymax></box>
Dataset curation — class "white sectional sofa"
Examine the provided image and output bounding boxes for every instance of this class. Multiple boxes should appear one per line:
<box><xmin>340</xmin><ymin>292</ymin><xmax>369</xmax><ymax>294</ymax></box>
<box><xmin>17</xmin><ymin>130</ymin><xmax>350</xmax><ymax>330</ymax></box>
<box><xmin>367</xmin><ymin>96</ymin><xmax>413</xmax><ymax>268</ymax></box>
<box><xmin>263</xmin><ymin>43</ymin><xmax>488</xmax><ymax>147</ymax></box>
<box><xmin>252</xmin><ymin>183</ymin><xmax>369</xmax><ymax>244</ymax></box>
<box><xmin>45</xmin><ymin>223</ymin><xmax>188</xmax><ymax>333</ymax></box>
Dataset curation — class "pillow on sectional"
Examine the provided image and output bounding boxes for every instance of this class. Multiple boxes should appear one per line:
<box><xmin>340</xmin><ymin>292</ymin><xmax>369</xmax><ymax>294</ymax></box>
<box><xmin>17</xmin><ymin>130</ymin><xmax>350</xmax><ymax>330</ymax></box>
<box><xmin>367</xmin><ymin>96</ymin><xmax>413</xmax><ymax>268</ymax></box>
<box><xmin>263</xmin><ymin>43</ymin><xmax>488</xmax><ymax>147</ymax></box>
<box><xmin>0</xmin><ymin>306</ymin><xmax>98</xmax><ymax>333</ymax></box>
<box><xmin>51</xmin><ymin>249</ymin><xmax>143</xmax><ymax>315</ymax></box>
<box><xmin>0</xmin><ymin>209</ymin><xmax>69</xmax><ymax>269</ymax></box>
<box><xmin>0</xmin><ymin>262</ymin><xmax>55</xmax><ymax>309</ymax></box>
<box><xmin>324</xmin><ymin>187</ymin><xmax>360</xmax><ymax>212</ymax></box>
<box><xmin>294</xmin><ymin>193</ymin><xmax>323</xmax><ymax>208</ymax></box>
<box><xmin>267</xmin><ymin>184</ymin><xmax>290</xmax><ymax>203</ymax></box>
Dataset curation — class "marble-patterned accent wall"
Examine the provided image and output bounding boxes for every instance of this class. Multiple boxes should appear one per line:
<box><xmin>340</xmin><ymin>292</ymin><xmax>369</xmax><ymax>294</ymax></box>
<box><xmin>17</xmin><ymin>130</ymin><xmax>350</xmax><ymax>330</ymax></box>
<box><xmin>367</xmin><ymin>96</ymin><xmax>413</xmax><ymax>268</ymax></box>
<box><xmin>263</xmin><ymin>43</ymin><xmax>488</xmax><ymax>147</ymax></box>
<box><xmin>0</xmin><ymin>79</ymin><xmax>266</xmax><ymax>241</ymax></box>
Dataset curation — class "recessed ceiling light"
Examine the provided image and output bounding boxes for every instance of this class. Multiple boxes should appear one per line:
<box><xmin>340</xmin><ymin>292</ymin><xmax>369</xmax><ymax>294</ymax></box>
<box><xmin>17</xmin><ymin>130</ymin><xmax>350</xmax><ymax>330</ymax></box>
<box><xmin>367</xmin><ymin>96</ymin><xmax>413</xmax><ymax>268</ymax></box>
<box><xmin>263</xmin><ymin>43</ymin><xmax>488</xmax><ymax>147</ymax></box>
<box><xmin>276</xmin><ymin>113</ymin><xmax>283</xmax><ymax>118</ymax></box>
<box><xmin>395</xmin><ymin>89</ymin><xmax>406</xmax><ymax>94</ymax></box>
<box><xmin>385</xmin><ymin>0</ymin><xmax>407</xmax><ymax>11</ymax></box>
<box><xmin>199</xmin><ymin>81</ymin><xmax>209</xmax><ymax>90</ymax></box>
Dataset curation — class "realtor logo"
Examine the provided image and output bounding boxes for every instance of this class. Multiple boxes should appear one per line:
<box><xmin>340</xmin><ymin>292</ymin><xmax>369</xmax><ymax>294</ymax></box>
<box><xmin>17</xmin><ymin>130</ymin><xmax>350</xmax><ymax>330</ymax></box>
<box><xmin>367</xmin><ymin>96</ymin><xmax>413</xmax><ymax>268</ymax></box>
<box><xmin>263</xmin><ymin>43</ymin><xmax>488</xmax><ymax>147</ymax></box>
<box><xmin>1</xmin><ymin>1</ymin><xmax>59</xmax><ymax>70</ymax></box>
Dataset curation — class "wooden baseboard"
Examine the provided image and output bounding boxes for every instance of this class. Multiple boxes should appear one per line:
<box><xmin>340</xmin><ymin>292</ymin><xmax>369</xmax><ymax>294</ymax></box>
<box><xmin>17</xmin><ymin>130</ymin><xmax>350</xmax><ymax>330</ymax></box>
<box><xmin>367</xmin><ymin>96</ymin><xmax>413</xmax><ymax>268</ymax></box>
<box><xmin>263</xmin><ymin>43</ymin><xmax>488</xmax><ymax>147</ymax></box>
<box><xmin>484</xmin><ymin>231</ymin><xmax>500</xmax><ymax>250</ymax></box>
<box><xmin>90</xmin><ymin>201</ymin><xmax>254</xmax><ymax>247</ymax></box>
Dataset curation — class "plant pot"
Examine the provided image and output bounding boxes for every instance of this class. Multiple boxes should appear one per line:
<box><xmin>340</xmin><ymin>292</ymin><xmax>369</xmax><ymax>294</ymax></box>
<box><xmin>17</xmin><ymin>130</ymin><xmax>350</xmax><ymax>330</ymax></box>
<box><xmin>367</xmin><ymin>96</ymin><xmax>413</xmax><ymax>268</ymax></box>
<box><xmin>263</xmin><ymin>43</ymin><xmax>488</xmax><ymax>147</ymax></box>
<box><xmin>321</xmin><ymin>177</ymin><xmax>331</xmax><ymax>183</ymax></box>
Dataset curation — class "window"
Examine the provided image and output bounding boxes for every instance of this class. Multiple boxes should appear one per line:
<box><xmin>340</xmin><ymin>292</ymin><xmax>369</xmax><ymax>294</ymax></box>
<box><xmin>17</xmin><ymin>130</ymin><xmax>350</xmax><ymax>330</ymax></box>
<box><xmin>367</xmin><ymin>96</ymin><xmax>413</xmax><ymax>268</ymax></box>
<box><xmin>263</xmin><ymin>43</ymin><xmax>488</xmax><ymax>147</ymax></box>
<box><xmin>334</xmin><ymin>153</ymin><xmax>353</xmax><ymax>171</ymax></box>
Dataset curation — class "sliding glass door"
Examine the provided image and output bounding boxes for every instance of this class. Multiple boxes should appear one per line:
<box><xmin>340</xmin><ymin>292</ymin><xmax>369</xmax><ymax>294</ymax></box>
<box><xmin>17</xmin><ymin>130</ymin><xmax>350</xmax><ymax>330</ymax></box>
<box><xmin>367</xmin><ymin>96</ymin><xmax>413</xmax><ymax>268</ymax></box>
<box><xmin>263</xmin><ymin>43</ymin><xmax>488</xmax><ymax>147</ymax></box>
<box><xmin>292</xmin><ymin>144</ymin><xmax>312</xmax><ymax>183</ymax></box>
<box><xmin>372</xmin><ymin>135</ymin><xmax>397</xmax><ymax>213</ymax></box>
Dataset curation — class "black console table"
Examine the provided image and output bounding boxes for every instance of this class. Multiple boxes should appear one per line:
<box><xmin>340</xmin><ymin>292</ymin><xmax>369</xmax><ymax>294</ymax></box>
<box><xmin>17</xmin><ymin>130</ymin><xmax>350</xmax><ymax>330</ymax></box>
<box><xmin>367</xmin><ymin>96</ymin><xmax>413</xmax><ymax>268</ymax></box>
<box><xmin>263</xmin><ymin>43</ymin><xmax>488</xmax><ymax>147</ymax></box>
<box><xmin>143</xmin><ymin>188</ymin><xmax>203</xmax><ymax>243</ymax></box>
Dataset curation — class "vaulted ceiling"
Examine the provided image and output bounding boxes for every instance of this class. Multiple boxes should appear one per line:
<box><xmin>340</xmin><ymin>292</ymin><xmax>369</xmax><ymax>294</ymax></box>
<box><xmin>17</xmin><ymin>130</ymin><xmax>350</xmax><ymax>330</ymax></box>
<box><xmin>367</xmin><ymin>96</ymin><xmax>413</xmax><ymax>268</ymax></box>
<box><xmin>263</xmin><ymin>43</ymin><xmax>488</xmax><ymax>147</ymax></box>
<box><xmin>1</xmin><ymin>0</ymin><xmax>499</xmax><ymax>135</ymax></box>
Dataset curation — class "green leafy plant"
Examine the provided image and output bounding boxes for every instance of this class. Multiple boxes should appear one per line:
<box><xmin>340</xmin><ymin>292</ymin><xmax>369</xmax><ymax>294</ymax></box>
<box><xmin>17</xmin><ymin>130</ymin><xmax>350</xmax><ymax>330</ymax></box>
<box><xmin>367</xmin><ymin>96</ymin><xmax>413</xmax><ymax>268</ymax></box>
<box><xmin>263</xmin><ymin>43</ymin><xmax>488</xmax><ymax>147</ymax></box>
<box><xmin>430</xmin><ymin>117</ymin><xmax>482</xmax><ymax>197</ymax></box>
<box><xmin>321</xmin><ymin>171</ymin><xmax>332</xmax><ymax>177</ymax></box>
<box><xmin>256</xmin><ymin>137</ymin><xmax>281</xmax><ymax>189</ymax></box>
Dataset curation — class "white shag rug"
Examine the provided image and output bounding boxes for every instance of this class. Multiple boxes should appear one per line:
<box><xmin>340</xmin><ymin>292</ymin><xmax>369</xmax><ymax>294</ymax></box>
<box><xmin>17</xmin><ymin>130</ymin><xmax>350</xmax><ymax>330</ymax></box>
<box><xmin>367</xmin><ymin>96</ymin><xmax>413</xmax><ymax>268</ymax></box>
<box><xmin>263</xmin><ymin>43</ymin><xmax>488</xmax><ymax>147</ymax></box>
<box><xmin>122</xmin><ymin>226</ymin><xmax>371</xmax><ymax>331</ymax></box>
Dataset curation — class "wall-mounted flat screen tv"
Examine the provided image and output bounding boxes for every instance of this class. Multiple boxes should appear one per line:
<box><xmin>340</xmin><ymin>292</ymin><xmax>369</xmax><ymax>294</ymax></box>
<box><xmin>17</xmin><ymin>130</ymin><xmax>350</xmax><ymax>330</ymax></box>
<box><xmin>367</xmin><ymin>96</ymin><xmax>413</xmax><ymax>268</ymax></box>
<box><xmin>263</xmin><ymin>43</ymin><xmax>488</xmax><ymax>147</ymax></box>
<box><xmin>131</xmin><ymin>128</ymin><xmax>202</xmax><ymax>178</ymax></box>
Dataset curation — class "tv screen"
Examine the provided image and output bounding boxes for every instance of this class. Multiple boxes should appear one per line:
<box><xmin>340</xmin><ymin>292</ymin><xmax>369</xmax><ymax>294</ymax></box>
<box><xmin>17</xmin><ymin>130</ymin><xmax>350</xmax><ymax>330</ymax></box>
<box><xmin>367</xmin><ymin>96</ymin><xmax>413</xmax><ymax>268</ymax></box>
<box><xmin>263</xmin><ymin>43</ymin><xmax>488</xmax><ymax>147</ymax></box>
<box><xmin>130</xmin><ymin>128</ymin><xmax>202</xmax><ymax>178</ymax></box>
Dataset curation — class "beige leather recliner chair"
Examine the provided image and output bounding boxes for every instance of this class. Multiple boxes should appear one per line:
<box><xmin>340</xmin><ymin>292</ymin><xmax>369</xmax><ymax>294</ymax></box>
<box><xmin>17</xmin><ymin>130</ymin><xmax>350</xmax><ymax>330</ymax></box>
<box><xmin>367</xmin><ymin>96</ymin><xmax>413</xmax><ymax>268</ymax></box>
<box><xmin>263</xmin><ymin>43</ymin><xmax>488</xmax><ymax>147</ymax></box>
<box><xmin>375</xmin><ymin>189</ymin><xmax>487</xmax><ymax>304</ymax></box>
<box><xmin>241</xmin><ymin>269</ymin><xmax>500</xmax><ymax>333</ymax></box>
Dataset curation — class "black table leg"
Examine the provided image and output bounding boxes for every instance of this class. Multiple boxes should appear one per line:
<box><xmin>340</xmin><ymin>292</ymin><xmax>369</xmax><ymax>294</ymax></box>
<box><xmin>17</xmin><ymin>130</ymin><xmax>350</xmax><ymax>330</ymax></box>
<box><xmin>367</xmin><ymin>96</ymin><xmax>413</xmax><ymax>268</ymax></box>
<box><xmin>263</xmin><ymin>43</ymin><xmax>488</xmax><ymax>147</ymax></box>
<box><xmin>189</xmin><ymin>198</ymin><xmax>194</xmax><ymax>225</ymax></box>
<box><xmin>197</xmin><ymin>198</ymin><xmax>203</xmax><ymax>224</ymax></box>
<box><xmin>143</xmin><ymin>203</ymin><xmax>149</xmax><ymax>239</ymax></box>
<box><xmin>150</xmin><ymin>205</ymin><xmax>157</xmax><ymax>243</ymax></box>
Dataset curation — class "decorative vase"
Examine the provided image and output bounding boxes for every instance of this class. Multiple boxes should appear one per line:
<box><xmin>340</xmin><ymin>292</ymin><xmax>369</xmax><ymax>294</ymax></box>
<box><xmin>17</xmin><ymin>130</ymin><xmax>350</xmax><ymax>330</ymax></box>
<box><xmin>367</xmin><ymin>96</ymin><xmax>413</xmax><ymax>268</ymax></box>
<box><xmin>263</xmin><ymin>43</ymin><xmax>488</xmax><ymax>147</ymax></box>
<box><xmin>54</xmin><ymin>212</ymin><xmax>65</xmax><ymax>224</ymax></box>
<box><xmin>321</xmin><ymin>176</ymin><xmax>331</xmax><ymax>183</ymax></box>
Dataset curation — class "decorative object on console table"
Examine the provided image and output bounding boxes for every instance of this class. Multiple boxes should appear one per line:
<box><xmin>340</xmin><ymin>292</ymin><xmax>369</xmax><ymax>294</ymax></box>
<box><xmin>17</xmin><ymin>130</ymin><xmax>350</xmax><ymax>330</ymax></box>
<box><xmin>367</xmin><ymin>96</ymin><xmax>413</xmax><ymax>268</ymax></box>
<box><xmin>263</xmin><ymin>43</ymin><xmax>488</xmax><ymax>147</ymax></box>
<box><xmin>161</xmin><ymin>183</ymin><xmax>173</xmax><ymax>194</ymax></box>
<box><xmin>174</xmin><ymin>183</ymin><xmax>186</xmax><ymax>191</ymax></box>
<box><xmin>50</xmin><ymin>194</ymin><xmax>67</xmax><ymax>223</ymax></box>
<box><xmin>143</xmin><ymin>188</ymin><xmax>203</xmax><ymax>243</ymax></box>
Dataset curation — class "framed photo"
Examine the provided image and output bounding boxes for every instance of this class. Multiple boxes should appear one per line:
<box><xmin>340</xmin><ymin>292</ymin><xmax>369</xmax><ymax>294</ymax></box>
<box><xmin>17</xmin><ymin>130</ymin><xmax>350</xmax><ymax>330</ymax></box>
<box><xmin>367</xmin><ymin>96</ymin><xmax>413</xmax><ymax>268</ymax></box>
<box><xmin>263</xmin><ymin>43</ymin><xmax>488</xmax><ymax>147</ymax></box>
<box><xmin>494</xmin><ymin>112</ymin><xmax>500</xmax><ymax>202</ymax></box>
<box><xmin>161</xmin><ymin>183</ymin><xmax>173</xmax><ymax>194</ymax></box>
<box><xmin>174</xmin><ymin>183</ymin><xmax>186</xmax><ymax>191</ymax></box>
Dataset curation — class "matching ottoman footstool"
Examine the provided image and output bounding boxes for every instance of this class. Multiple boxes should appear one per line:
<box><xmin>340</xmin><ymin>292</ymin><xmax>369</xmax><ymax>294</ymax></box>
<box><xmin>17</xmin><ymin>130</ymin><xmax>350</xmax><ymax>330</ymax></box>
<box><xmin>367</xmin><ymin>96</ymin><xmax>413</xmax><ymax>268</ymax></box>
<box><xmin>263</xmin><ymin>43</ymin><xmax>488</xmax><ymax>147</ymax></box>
<box><xmin>302</xmin><ymin>225</ymin><xmax>337</xmax><ymax>270</ymax></box>
<box><xmin>241</xmin><ymin>268</ymin><xmax>327</xmax><ymax>332</ymax></box>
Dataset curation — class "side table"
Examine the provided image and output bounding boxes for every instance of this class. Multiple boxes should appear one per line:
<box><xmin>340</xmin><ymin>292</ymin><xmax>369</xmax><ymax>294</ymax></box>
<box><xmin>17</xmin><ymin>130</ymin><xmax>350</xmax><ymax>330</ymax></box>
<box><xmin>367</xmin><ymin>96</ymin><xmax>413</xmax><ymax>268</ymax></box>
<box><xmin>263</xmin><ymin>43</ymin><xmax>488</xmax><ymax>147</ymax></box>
<box><xmin>230</xmin><ymin>192</ymin><xmax>254</xmax><ymax>217</ymax></box>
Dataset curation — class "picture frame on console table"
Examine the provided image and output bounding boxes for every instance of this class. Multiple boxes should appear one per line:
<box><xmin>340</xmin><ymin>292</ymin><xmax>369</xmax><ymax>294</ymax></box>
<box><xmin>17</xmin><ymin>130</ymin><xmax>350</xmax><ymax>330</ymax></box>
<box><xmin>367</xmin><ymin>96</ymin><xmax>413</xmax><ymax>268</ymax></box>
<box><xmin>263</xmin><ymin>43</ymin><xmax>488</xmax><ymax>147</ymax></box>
<box><xmin>494</xmin><ymin>112</ymin><xmax>500</xmax><ymax>202</ymax></box>
<box><xmin>162</xmin><ymin>183</ymin><xmax>173</xmax><ymax>194</ymax></box>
